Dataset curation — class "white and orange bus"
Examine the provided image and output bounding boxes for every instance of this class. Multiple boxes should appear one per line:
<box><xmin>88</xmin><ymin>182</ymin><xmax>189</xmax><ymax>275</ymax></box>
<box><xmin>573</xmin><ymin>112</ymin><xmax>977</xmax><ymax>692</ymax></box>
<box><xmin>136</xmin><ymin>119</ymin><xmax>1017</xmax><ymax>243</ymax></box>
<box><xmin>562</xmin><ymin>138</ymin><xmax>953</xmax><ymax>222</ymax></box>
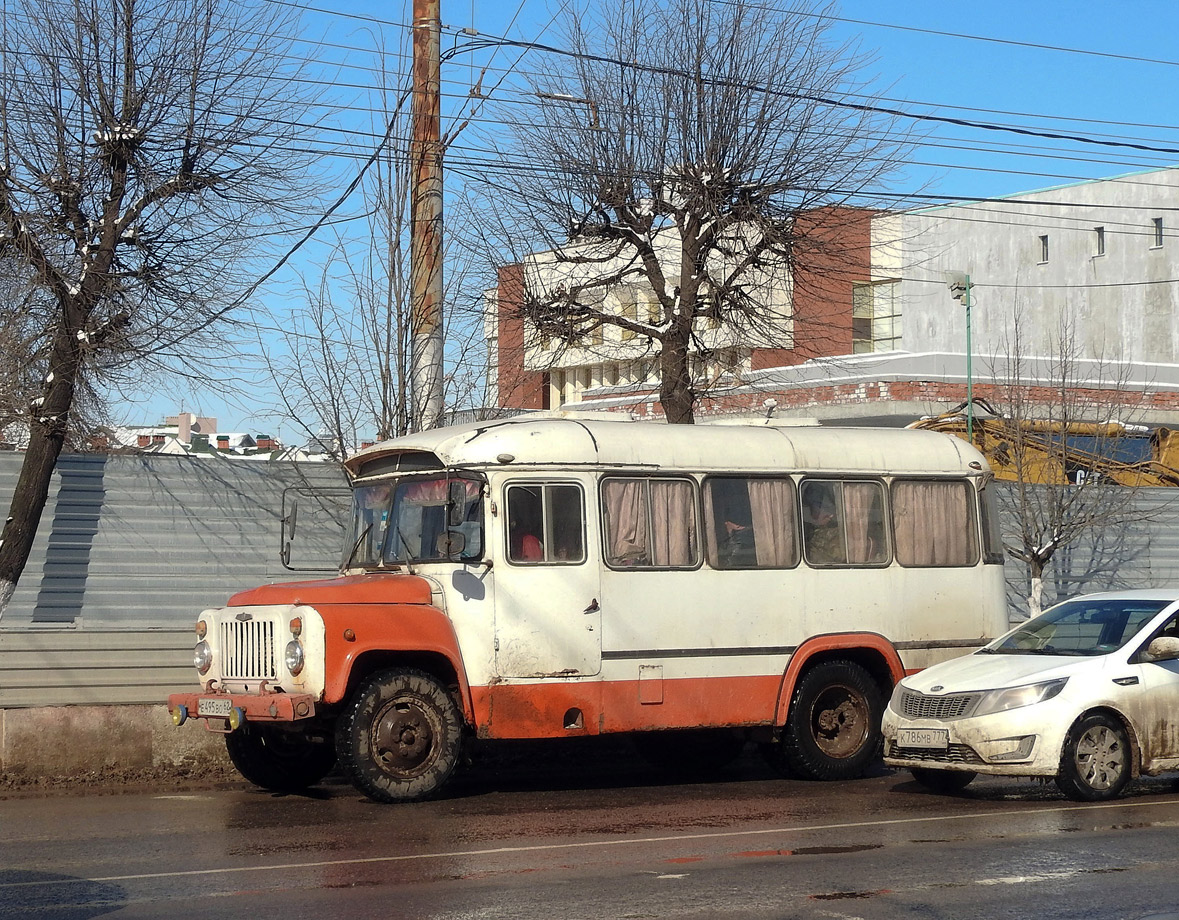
<box><xmin>168</xmin><ymin>414</ymin><xmax>1008</xmax><ymax>802</ymax></box>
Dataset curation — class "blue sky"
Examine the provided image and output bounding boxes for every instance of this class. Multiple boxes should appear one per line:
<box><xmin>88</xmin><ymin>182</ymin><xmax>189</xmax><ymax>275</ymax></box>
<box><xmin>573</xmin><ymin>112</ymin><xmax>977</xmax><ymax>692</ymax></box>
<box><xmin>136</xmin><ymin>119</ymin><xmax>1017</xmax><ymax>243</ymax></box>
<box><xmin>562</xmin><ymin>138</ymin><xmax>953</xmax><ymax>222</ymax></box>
<box><xmin>122</xmin><ymin>0</ymin><xmax>1179</xmax><ymax>441</ymax></box>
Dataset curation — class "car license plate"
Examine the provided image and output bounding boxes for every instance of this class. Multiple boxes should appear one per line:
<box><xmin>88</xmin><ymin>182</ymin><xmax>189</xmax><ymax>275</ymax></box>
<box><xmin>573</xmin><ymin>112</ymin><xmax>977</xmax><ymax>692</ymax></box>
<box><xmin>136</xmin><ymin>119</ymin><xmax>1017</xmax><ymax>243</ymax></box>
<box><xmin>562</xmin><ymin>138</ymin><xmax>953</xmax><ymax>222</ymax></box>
<box><xmin>897</xmin><ymin>728</ymin><xmax>949</xmax><ymax>750</ymax></box>
<box><xmin>198</xmin><ymin>697</ymin><xmax>233</xmax><ymax>718</ymax></box>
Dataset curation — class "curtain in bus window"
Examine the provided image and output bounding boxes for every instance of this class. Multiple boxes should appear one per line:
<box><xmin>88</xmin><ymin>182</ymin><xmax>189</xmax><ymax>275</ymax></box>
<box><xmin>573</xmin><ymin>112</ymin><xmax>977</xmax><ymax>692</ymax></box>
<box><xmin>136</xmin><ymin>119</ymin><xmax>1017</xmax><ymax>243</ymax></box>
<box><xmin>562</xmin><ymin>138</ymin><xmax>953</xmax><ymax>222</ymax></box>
<box><xmin>603</xmin><ymin>479</ymin><xmax>648</xmax><ymax>565</ymax></box>
<box><xmin>893</xmin><ymin>481</ymin><xmax>977</xmax><ymax>566</ymax></box>
<box><xmin>703</xmin><ymin>481</ymin><xmax>722</xmax><ymax>562</ymax></box>
<box><xmin>843</xmin><ymin>482</ymin><xmax>887</xmax><ymax>565</ymax></box>
<box><xmin>747</xmin><ymin>479</ymin><xmax>797</xmax><ymax>566</ymax></box>
<box><xmin>651</xmin><ymin>480</ymin><xmax>696</xmax><ymax>566</ymax></box>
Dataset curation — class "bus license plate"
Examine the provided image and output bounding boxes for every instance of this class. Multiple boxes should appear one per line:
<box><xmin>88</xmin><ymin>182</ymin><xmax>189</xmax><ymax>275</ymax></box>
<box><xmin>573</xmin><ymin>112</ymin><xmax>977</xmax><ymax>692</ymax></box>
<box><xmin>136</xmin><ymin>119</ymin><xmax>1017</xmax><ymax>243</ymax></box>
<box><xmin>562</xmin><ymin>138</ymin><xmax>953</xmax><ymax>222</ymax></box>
<box><xmin>198</xmin><ymin>697</ymin><xmax>233</xmax><ymax>718</ymax></box>
<box><xmin>898</xmin><ymin>728</ymin><xmax>948</xmax><ymax>750</ymax></box>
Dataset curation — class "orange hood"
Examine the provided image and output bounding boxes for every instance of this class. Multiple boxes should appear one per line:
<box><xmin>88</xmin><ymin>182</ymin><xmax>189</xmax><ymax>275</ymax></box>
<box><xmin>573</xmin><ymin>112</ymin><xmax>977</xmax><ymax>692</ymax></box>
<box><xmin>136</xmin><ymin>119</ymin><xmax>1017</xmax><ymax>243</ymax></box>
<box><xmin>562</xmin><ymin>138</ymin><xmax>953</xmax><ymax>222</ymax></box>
<box><xmin>228</xmin><ymin>572</ymin><xmax>433</xmax><ymax>608</ymax></box>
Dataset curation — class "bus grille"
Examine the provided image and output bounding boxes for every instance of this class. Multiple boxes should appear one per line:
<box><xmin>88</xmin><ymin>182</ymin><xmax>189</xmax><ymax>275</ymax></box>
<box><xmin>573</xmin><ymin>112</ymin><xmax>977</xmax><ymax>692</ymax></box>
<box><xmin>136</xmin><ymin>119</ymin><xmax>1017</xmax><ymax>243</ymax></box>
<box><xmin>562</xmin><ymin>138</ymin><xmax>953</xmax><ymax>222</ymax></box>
<box><xmin>220</xmin><ymin>619</ymin><xmax>278</xmax><ymax>681</ymax></box>
<box><xmin>900</xmin><ymin>690</ymin><xmax>979</xmax><ymax>720</ymax></box>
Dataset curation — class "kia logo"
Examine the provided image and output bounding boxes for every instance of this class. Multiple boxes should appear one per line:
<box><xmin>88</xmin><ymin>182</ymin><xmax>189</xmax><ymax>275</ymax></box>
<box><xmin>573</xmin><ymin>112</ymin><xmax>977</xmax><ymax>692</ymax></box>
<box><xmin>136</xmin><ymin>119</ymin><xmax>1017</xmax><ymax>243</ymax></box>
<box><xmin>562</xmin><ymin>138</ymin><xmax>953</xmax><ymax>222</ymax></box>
<box><xmin>931</xmin><ymin>685</ymin><xmax>944</xmax><ymax>692</ymax></box>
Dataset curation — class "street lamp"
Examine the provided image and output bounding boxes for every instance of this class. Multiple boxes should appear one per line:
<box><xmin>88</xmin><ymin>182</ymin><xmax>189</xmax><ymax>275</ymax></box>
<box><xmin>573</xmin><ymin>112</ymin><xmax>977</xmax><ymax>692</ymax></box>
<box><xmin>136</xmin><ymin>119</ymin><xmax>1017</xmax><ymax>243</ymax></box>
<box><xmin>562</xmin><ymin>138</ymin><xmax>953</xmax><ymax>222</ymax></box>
<box><xmin>947</xmin><ymin>272</ymin><xmax>973</xmax><ymax>442</ymax></box>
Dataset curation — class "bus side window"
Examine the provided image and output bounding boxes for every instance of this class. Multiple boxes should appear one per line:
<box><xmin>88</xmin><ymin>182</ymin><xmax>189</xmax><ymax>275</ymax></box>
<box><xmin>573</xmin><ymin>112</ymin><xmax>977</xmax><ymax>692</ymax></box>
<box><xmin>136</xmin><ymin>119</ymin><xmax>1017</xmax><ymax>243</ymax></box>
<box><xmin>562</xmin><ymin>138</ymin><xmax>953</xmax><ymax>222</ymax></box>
<box><xmin>892</xmin><ymin>480</ymin><xmax>979</xmax><ymax>567</ymax></box>
<box><xmin>801</xmin><ymin>480</ymin><xmax>888</xmax><ymax>567</ymax></box>
<box><xmin>547</xmin><ymin>484</ymin><xmax>585</xmax><ymax>562</ymax></box>
<box><xmin>704</xmin><ymin>476</ymin><xmax>798</xmax><ymax>569</ymax></box>
<box><xmin>507</xmin><ymin>483</ymin><xmax>585</xmax><ymax>564</ymax></box>
<box><xmin>602</xmin><ymin>477</ymin><xmax>698</xmax><ymax>568</ymax></box>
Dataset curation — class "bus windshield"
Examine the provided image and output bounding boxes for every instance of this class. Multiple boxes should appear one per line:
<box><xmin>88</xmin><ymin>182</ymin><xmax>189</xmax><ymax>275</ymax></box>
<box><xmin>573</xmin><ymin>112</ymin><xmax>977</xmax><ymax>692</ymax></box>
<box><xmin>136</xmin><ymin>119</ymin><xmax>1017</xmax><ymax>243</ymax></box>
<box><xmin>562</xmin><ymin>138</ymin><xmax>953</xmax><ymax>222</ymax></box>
<box><xmin>343</xmin><ymin>475</ymin><xmax>484</xmax><ymax>569</ymax></box>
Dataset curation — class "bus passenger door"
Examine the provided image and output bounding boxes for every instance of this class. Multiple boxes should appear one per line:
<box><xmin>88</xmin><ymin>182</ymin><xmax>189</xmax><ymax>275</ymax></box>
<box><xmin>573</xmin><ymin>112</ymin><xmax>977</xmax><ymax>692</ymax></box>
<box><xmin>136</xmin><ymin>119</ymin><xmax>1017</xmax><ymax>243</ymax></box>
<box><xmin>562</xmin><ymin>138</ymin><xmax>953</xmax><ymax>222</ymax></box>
<box><xmin>493</xmin><ymin>481</ymin><xmax>601</xmax><ymax>678</ymax></box>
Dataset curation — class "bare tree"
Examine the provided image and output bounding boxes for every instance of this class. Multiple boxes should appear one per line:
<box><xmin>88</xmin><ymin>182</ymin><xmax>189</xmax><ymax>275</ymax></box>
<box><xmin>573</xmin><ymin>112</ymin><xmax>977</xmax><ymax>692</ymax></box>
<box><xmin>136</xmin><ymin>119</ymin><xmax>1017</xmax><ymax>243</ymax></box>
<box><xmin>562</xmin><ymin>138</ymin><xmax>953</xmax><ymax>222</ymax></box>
<box><xmin>470</xmin><ymin>0</ymin><xmax>911</xmax><ymax>423</ymax></box>
<box><xmin>267</xmin><ymin>42</ymin><xmax>488</xmax><ymax>458</ymax></box>
<box><xmin>0</xmin><ymin>0</ymin><xmax>321</xmax><ymax>616</ymax></box>
<box><xmin>985</xmin><ymin>312</ymin><xmax>1162</xmax><ymax>617</ymax></box>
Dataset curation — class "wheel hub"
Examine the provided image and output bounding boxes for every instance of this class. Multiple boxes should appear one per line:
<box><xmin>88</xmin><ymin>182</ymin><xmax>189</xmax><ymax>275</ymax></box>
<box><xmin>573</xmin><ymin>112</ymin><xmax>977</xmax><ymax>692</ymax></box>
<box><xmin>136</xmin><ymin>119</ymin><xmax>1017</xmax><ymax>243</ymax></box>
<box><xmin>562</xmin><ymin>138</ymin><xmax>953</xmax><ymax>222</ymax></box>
<box><xmin>1076</xmin><ymin>726</ymin><xmax>1125</xmax><ymax>790</ymax></box>
<box><xmin>373</xmin><ymin>701</ymin><xmax>435</xmax><ymax>774</ymax></box>
<box><xmin>812</xmin><ymin>687</ymin><xmax>868</xmax><ymax>758</ymax></box>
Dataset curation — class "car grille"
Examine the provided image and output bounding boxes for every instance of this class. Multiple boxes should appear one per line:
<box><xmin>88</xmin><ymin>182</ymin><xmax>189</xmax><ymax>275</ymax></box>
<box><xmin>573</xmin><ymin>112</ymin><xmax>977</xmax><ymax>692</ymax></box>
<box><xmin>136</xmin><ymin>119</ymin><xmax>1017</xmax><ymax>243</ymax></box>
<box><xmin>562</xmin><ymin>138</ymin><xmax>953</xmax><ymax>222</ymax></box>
<box><xmin>220</xmin><ymin>619</ymin><xmax>278</xmax><ymax>681</ymax></box>
<box><xmin>886</xmin><ymin>741</ymin><xmax>985</xmax><ymax>766</ymax></box>
<box><xmin>899</xmin><ymin>690</ymin><xmax>979</xmax><ymax>720</ymax></box>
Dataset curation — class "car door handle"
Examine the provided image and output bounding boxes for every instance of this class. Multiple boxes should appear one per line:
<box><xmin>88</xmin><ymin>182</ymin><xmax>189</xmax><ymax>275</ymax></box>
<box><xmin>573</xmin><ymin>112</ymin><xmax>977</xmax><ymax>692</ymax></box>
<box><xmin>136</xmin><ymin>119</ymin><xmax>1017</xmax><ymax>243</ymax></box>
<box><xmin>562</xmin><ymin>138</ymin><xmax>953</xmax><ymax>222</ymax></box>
<box><xmin>1112</xmin><ymin>676</ymin><xmax>1139</xmax><ymax>686</ymax></box>
<box><xmin>584</xmin><ymin>598</ymin><xmax>600</xmax><ymax>614</ymax></box>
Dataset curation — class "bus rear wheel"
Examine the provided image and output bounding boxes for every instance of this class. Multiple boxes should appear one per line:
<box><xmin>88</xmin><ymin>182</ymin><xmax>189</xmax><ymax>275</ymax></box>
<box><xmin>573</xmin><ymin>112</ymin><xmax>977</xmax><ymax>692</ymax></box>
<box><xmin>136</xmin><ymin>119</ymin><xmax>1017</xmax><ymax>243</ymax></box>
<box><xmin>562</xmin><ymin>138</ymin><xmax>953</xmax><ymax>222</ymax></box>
<box><xmin>336</xmin><ymin>668</ymin><xmax>464</xmax><ymax>803</ymax></box>
<box><xmin>773</xmin><ymin>659</ymin><xmax>882</xmax><ymax>781</ymax></box>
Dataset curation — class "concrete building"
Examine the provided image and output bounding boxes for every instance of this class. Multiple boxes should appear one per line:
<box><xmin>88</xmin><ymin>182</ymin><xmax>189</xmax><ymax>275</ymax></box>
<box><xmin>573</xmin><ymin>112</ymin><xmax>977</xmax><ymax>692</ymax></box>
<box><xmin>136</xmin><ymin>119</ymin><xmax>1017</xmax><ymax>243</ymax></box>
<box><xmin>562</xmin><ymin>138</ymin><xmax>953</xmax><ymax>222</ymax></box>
<box><xmin>487</xmin><ymin>207</ymin><xmax>875</xmax><ymax>416</ymax></box>
<box><xmin>487</xmin><ymin>168</ymin><xmax>1179</xmax><ymax>425</ymax></box>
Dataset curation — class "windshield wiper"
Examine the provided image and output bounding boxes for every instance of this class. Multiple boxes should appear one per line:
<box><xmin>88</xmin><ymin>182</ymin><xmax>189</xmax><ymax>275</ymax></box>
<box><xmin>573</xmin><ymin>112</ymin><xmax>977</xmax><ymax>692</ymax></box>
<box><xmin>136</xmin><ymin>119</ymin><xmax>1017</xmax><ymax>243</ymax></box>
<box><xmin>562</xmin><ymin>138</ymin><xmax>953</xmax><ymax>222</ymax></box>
<box><xmin>395</xmin><ymin>526</ymin><xmax>417</xmax><ymax>574</ymax></box>
<box><xmin>344</xmin><ymin>524</ymin><xmax>373</xmax><ymax>570</ymax></box>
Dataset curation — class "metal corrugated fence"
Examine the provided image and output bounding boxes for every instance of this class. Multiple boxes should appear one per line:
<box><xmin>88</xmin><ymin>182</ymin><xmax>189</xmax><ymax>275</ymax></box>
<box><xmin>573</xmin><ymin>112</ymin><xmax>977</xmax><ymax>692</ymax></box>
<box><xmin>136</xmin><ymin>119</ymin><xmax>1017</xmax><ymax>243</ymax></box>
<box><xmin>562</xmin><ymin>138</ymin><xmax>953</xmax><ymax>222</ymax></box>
<box><xmin>3</xmin><ymin>453</ymin><xmax>1179</xmax><ymax>708</ymax></box>
<box><xmin>0</xmin><ymin>453</ymin><xmax>347</xmax><ymax>707</ymax></box>
<box><xmin>1000</xmin><ymin>488</ymin><xmax>1179</xmax><ymax>616</ymax></box>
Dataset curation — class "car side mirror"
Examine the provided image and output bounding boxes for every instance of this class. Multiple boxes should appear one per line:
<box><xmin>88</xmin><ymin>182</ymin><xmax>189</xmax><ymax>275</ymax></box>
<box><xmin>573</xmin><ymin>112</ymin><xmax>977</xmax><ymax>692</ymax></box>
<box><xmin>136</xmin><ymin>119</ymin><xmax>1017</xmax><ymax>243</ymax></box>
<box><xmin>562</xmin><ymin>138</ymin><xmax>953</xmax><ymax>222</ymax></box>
<box><xmin>1146</xmin><ymin>636</ymin><xmax>1179</xmax><ymax>662</ymax></box>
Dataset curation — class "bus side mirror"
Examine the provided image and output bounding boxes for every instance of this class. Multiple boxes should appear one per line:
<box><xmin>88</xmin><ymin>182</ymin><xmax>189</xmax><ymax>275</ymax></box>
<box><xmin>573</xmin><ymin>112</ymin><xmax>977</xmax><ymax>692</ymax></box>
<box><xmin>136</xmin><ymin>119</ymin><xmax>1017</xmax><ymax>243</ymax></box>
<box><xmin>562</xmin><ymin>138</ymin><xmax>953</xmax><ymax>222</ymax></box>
<box><xmin>280</xmin><ymin>496</ymin><xmax>299</xmax><ymax>567</ymax></box>
<box><xmin>437</xmin><ymin>530</ymin><xmax>467</xmax><ymax>557</ymax></box>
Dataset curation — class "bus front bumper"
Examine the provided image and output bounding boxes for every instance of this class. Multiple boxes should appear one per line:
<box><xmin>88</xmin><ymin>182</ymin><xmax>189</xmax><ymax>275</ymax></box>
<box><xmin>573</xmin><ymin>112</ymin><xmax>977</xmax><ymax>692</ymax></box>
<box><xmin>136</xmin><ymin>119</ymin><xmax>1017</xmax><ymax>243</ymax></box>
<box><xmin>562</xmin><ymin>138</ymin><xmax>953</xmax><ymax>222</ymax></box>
<box><xmin>168</xmin><ymin>690</ymin><xmax>317</xmax><ymax>730</ymax></box>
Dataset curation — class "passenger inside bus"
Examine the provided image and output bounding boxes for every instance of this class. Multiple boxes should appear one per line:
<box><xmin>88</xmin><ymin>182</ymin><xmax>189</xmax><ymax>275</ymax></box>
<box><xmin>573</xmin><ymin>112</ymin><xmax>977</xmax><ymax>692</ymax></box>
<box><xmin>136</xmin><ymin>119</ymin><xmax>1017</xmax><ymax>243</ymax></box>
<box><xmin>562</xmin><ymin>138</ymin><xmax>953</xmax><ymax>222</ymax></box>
<box><xmin>511</xmin><ymin>527</ymin><xmax>543</xmax><ymax>562</ymax></box>
<box><xmin>802</xmin><ymin>483</ymin><xmax>846</xmax><ymax>565</ymax></box>
<box><xmin>719</xmin><ymin>518</ymin><xmax>757</xmax><ymax>567</ymax></box>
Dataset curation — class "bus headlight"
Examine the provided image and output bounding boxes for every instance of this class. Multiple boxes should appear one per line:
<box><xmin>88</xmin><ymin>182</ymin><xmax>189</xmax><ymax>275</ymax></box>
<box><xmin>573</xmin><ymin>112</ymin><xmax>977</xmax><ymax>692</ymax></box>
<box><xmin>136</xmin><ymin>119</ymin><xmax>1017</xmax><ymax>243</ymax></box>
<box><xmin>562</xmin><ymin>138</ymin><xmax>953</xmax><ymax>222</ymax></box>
<box><xmin>284</xmin><ymin>640</ymin><xmax>305</xmax><ymax>676</ymax></box>
<box><xmin>194</xmin><ymin>640</ymin><xmax>213</xmax><ymax>675</ymax></box>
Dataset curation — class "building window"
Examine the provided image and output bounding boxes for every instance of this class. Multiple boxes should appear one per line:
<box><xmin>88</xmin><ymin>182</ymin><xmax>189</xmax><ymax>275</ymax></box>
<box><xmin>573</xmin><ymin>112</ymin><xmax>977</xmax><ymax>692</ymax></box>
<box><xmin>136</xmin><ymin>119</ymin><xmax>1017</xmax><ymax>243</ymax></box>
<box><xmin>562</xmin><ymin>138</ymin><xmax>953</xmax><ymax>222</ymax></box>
<box><xmin>620</xmin><ymin>295</ymin><xmax>637</xmax><ymax>342</ymax></box>
<box><xmin>1038</xmin><ymin>234</ymin><xmax>1049</xmax><ymax>263</ymax></box>
<box><xmin>1094</xmin><ymin>226</ymin><xmax>1105</xmax><ymax>256</ymax></box>
<box><xmin>1153</xmin><ymin>217</ymin><xmax>1164</xmax><ymax>248</ymax></box>
<box><xmin>851</xmin><ymin>281</ymin><xmax>901</xmax><ymax>354</ymax></box>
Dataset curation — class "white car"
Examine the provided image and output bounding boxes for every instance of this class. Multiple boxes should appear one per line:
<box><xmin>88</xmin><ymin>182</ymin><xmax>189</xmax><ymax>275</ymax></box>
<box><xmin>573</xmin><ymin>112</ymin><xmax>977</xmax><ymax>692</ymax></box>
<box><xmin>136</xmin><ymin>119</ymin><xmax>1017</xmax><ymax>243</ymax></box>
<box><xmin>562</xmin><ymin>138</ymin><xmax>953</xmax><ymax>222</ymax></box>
<box><xmin>882</xmin><ymin>590</ymin><xmax>1179</xmax><ymax>801</ymax></box>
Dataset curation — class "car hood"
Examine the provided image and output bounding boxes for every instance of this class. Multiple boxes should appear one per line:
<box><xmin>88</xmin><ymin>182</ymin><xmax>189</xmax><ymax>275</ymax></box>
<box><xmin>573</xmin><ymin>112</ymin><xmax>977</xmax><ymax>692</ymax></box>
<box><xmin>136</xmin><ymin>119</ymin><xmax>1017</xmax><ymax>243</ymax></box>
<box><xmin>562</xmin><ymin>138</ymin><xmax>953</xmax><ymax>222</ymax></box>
<box><xmin>903</xmin><ymin>650</ymin><xmax>1103</xmax><ymax>694</ymax></box>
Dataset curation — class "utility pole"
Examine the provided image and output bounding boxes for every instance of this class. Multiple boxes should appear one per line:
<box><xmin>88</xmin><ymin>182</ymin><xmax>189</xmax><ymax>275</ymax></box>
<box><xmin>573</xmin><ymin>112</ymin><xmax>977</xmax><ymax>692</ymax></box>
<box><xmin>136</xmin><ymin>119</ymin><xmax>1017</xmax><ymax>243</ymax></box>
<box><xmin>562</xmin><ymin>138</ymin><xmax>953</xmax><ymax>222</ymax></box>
<box><xmin>410</xmin><ymin>0</ymin><xmax>444</xmax><ymax>431</ymax></box>
<box><xmin>948</xmin><ymin>271</ymin><xmax>974</xmax><ymax>442</ymax></box>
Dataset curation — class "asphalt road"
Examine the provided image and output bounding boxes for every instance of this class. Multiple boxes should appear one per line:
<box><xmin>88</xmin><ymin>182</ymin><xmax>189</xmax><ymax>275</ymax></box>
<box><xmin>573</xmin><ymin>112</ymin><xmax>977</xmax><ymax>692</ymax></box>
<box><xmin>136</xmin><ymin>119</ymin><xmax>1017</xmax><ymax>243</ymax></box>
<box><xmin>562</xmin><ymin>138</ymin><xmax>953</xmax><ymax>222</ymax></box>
<box><xmin>5</xmin><ymin>739</ymin><xmax>1179</xmax><ymax>920</ymax></box>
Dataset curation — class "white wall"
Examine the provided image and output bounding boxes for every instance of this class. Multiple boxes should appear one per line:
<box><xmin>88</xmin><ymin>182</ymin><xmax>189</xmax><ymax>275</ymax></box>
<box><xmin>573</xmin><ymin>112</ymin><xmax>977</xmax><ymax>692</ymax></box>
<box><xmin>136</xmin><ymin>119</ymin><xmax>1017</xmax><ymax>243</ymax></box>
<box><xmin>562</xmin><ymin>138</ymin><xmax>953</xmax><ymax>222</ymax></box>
<box><xmin>888</xmin><ymin>167</ymin><xmax>1179</xmax><ymax>367</ymax></box>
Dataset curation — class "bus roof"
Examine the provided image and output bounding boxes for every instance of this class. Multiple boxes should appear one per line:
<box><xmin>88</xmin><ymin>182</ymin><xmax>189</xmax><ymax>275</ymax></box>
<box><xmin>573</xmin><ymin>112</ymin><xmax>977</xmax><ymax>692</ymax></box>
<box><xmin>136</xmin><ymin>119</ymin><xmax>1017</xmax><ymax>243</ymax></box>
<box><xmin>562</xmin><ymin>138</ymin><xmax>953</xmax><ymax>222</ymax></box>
<box><xmin>345</xmin><ymin>415</ymin><xmax>989</xmax><ymax>480</ymax></box>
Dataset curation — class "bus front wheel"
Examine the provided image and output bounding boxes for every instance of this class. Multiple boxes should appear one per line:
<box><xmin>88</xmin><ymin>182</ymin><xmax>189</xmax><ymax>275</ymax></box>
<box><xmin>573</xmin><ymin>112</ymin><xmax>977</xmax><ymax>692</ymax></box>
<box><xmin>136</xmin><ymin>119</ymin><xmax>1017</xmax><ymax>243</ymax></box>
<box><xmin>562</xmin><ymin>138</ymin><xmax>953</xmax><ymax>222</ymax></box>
<box><xmin>771</xmin><ymin>659</ymin><xmax>883</xmax><ymax>781</ymax></box>
<box><xmin>336</xmin><ymin>668</ymin><xmax>464</xmax><ymax>803</ymax></box>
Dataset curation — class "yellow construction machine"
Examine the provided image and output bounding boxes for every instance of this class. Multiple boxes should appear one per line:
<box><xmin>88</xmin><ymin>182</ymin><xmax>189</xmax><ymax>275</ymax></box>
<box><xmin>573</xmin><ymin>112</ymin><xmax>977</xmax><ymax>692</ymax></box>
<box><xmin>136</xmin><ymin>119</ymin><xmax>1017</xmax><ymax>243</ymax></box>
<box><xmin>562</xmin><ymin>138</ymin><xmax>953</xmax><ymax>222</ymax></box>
<box><xmin>908</xmin><ymin>399</ymin><xmax>1179</xmax><ymax>487</ymax></box>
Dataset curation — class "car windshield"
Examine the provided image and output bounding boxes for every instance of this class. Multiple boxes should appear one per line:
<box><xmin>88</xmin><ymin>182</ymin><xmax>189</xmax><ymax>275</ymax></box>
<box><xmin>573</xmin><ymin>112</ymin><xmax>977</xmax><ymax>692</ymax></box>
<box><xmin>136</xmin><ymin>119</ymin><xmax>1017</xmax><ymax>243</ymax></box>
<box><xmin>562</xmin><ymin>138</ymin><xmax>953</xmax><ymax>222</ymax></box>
<box><xmin>343</xmin><ymin>475</ymin><xmax>483</xmax><ymax>568</ymax></box>
<box><xmin>982</xmin><ymin>597</ymin><xmax>1172</xmax><ymax>657</ymax></box>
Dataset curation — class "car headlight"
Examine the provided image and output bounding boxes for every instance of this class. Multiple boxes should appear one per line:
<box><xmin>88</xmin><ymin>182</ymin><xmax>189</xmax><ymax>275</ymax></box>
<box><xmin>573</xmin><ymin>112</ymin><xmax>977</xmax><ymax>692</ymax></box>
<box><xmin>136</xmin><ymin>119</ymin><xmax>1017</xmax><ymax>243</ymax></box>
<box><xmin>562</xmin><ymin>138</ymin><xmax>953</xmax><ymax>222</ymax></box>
<box><xmin>194</xmin><ymin>640</ymin><xmax>213</xmax><ymax>675</ymax></box>
<box><xmin>974</xmin><ymin>678</ymin><xmax>1067</xmax><ymax>717</ymax></box>
<box><xmin>284</xmin><ymin>640</ymin><xmax>305</xmax><ymax>676</ymax></box>
<box><xmin>887</xmin><ymin>680</ymin><xmax>913</xmax><ymax>713</ymax></box>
